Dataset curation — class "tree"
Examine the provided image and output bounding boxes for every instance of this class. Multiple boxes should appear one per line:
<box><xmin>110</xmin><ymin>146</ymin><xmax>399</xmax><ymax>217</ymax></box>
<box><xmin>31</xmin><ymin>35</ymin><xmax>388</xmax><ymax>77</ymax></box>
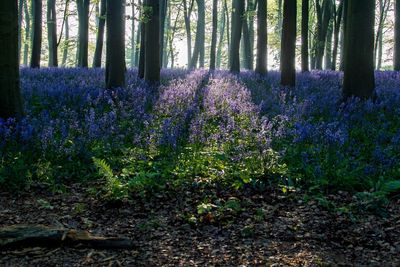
<box><xmin>183</xmin><ymin>0</ymin><xmax>193</xmax><ymax>68</ymax></box>
<box><xmin>144</xmin><ymin>0</ymin><xmax>160</xmax><ymax>82</ymax></box>
<box><xmin>331</xmin><ymin>0</ymin><xmax>343</xmax><ymax>70</ymax></box>
<box><xmin>18</xmin><ymin>0</ymin><xmax>24</xmax><ymax>63</ymax></box>
<box><xmin>343</xmin><ymin>0</ymin><xmax>375</xmax><ymax>99</ymax></box>
<box><xmin>30</xmin><ymin>0</ymin><xmax>42</xmax><ymax>68</ymax></box>
<box><xmin>209</xmin><ymin>0</ymin><xmax>218</xmax><ymax>70</ymax></box>
<box><xmin>0</xmin><ymin>0</ymin><xmax>24</xmax><ymax>118</ymax></box>
<box><xmin>105</xmin><ymin>0</ymin><xmax>126</xmax><ymax>88</ymax></box>
<box><xmin>61</xmin><ymin>0</ymin><xmax>70</xmax><ymax>67</ymax></box>
<box><xmin>280</xmin><ymin>0</ymin><xmax>296</xmax><ymax>86</ymax></box>
<box><xmin>256</xmin><ymin>0</ymin><xmax>267</xmax><ymax>74</ymax></box>
<box><xmin>394</xmin><ymin>0</ymin><xmax>400</xmax><ymax>70</ymax></box>
<box><xmin>160</xmin><ymin>0</ymin><xmax>168</xmax><ymax>68</ymax></box>
<box><xmin>216</xmin><ymin>0</ymin><xmax>227</xmax><ymax>69</ymax></box>
<box><xmin>242</xmin><ymin>0</ymin><xmax>256</xmax><ymax>70</ymax></box>
<box><xmin>47</xmin><ymin>0</ymin><xmax>58</xmax><ymax>67</ymax></box>
<box><xmin>130</xmin><ymin>0</ymin><xmax>135</xmax><ymax>68</ymax></box>
<box><xmin>312</xmin><ymin>0</ymin><xmax>332</xmax><ymax>70</ymax></box>
<box><xmin>301</xmin><ymin>0</ymin><xmax>309</xmax><ymax>72</ymax></box>
<box><xmin>77</xmin><ymin>0</ymin><xmax>89</xmax><ymax>67</ymax></box>
<box><xmin>23</xmin><ymin>0</ymin><xmax>31</xmax><ymax>66</ymax></box>
<box><xmin>190</xmin><ymin>0</ymin><xmax>205</xmax><ymax>69</ymax></box>
<box><xmin>229</xmin><ymin>0</ymin><xmax>245</xmax><ymax>73</ymax></box>
<box><xmin>93</xmin><ymin>0</ymin><xmax>106</xmax><ymax>68</ymax></box>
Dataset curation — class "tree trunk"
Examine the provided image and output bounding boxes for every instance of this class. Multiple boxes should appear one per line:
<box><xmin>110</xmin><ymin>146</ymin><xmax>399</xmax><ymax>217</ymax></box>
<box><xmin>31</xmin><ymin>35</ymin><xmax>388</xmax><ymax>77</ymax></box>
<box><xmin>135</xmin><ymin>0</ymin><xmax>142</xmax><ymax>67</ymax></box>
<box><xmin>209</xmin><ymin>0</ymin><xmax>218</xmax><ymax>70</ymax></box>
<box><xmin>93</xmin><ymin>0</ymin><xmax>106</xmax><ymax>68</ymax></box>
<box><xmin>331</xmin><ymin>0</ymin><xmax>343</xmax><ymax>70</ymax></box>
<box><xmin>324</xmin><ymin>15</ymin><xmax>333</xmax><ymax>70</ymax></box>
<box><xmin>242</xmin><ymin>13</ymin><xmax>253</xmax><ymax>70</ymax></box>
<box><xmin>23</xmin><ymin>0</ymin><xmax>31</xmax><ymax>66</ymax></box>
<box><xmin>160</xmin><ymin>0</ymin><xmax>167</xmax><ymax>68</ymax></box>
<box><xmin>301</xmin><ymin>0</ymin><xmax>309</xmax><ymax>72</ymax></box>
<box><xmin>77</xmin><ymin>0</ymin><xmax>89</xmax><ymax>68</ymax></box>
<box><xmin>229</xmin><ymin>0</ymin><xmax>245</xmax><ymax>73</ymax></box>
<box><xmin>280</xmin><ymin>0</ymin><xmax>296</xmax><ymax>87</ymax></box>
<box><xmin>314</xmin><ymin>0</ymin><xmax>332</xmax><ymax>70</ymax></box>
<box><xmin>395</xmin><ymin>0</ymin><xmax>400</xmax><ymax>70</ymax></box>
<box><xmin>30</xmin><ymin>0</ymin><xmax>42</xmax><ymax>68</ymax></box>
<box><xmin>62</xmin><ymin>3</ymin><xmax>70</xmax><ymax>67</ymax></box>
<box><xmin>183</xmin><ymin>0</ymin><xmax>192</xmax><ymax>68</ymax></box>
<box><xmin>339</xmin><ymin>0</ymin><xmax>348</xmax><ymax>71</ymax></box>
<box><xmin>144</xmin><ymin>0</ymin><xmax>160</xmax><ymax>82</ymax></box>
<box><xmin>18</xmin><ymin>0</ymin><xmax>24</xmax><ymax>64</ymax></box>
<box><xmin>190</xmin><ymin>0</ymin><xmax>205</xmax><ymax>69</ymax></box>
<box><xmin>0</xmin><ymin>0</ymin><xmax>24</xmax><ymax>118</ymax></box>
<box><xmin>343</xmin><ymin>0</ymin><xmax>375</xmax><ymax>99</ymax></box>
<box><xmin>47</xmin><ymin>0</ymin><xmax>58</xmax><ymax>67</ymax></box>
<box><xmin>216</xmin><ymin>1</ymin><xmax>226</xmax><ymax>69</ymax></box>
<box><xmin>138</xmin><ymin>1</ymin><xmax>145</xmax><ymax>79</ymax></box>
<box><xmin>256</xmin><ymin>0</ymin><xmax>268</xmax><ymax>74</ymax></box>
<box><xmin>162</xmin><ymin>4</ymin><xmax>170</xmax><ymax>68</ymax></box>
<box><xmin>106</xmin><ymin>0</ymin><xmax>126</xmax><ymax>88</ymax></box>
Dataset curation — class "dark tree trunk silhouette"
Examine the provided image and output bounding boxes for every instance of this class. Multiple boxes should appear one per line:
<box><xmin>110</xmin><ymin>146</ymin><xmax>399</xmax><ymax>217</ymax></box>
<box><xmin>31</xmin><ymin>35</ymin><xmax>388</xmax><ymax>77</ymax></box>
<box><xmin>30</xmin><ymin>0</ymin><xmax>42</xmax><ymax>68</ymax></box>
<box><xmin>301</xmin><ymin>0</ymin><xmax>309</xmax><ymax>72</ymax></box>
<box><xmin>93</xmin><ymin>0</ymin><xmax>106</xmax><ymax>68</ymax></box>
<box><xmin>47</xmin><ymin>0</ymin><xmax>58</xmax><ymax>67</ymax></box>
<box><xmin>77</xmin><ymin>0</ymin><xmax>89</xmax><ymax>67</ymax></box>
<box><xmin>144</xmin><ymin>0</ymin><xmax>160</xmax><ymax>82</ymax></box>
<box><xmin>339</xmin><ymin>0</ymin><xmax>348</xmax><ymax>71</ymax></box>
<box><xmin>160</xmin><ymin>0</ymin><xmax>167</xmax><ymax>68</ymax></box>
<box><xmin>62</xmin><ymin>2</ymin><xmax>70</xmax><ymax>67</ymax></box>
<box><xmin>135</xmin><ymin>0</ymin><xmax>142</xmax><ymax>67</ymax></box>
<box><xmin>190</xmin><ymin>0</ymin><xmax>205</xmax><ymax>69</ymax></box>
<box><xmin>229</xmin><ymin>0</ymin><xmax>245</xmax><ymax>73</ymax></box>
<box><xmin>216</xmin><ymin>1</ymin><xmax>227</xmax><ymax>69</ymax></box>
<box><xmin>23</xmin><ymin>0</ymin><xmax>30</xmax><ymax>66</ymax></box>
<box><xmin>313</xmin><ymin>0</ymin><xmax>332</xmax><ymax>70</ymax></box>
<box><xmin>394</xmin><ymin>0</ymin><xmax>400</xmax><ymax>70</ymax></box>
<box><xmin>0</xmin><ymin>0</ymin><xmax>24</xmax><ymax>118</ymax></box>
<box><xmin>106</xmin><ymin>0</ymin><xmax>126</xmax><ymax>88</ymax></box>
<box><xmin>18</xmin><ymin>0</ymin><xmax>24</xmax><ymax>63</ymax></box>
<box><xmin>256</xmin><ymin>0</ymin><xmax>267</xmax><ymax>74</ymax></box>
<box><xmin>331</xmin><ymin>0</ymin><xmax>343</xmax><ymax>70</ymax></box>
<box><xmin>343</xmin><ymin>0</ymin><xmax>375</xmax><ymax>99</ymax></box>
<box><xmin>209</xmin><ymin>0</ymin><xmax>218</xmax><ymax>70</ymax></box>
<box><xmin>280</xmin><ymin>0</ymin><xmax>296</xmax><ymax>86</ymax></box>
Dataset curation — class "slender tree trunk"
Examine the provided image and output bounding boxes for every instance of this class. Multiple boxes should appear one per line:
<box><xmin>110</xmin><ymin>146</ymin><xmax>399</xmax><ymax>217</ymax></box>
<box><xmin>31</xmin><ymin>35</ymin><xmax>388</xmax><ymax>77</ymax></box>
<box><xmin>130</xmin><ymin>0</ymin><xmax>135</xmax><ymax>68</ymax></box>
<box><xmin>229</xmin><ymin>0</ymin><xmax>245</xmax><ymax>73</ymax></box>
<box><xmin>225</xmin><ymin>0</ymin><xmax>230</xmax><ymax>53</ymax></box>
<box><xmin>183</xmin><ymin>0</ymin><xmax>192</xmax><ymax>68</ymax></box>
<box><xmin>314</xmin><ymin>0</ymin><xmax>332</xmax><ymax>70</ymax></box>
<box><xmin>93</xmin><ymin>0</ymin><xmax>106</xmax><ymax>68</ymax></box>
<box><xmin>106</xmin><ymin>0</ymin><xmax>126</xmax><ymax>88</ymax></box>
<box><xmin>0</xmin><ymin>0</ymin><xmax>24</xmax><ymax>118</ymax></box>
<box><xmin>144</xmin><ymin>0</ymin><xmax>160</xmax><ymax>82</ymax></box>
<box><xmin>301</xmin><ymin>0</ymin><xmax>309</xmax><ymax>72</ymax></box>
<box><xmin>23</xmin><ymin>0</ymin><xmax>31</xmax><ymax>66</ymax></box>
<box><xmin>160</xmin><ymin>0</ymin><xmax>167</xmax><ymax>68</ymax></box>
<box><xmin>30</xmin><ymin>0</ymin><xmax>42</xmax><ymax>68</ymax></box>
<box><xmin>256</xmin><ymin>0</ymin><xmax>268</xmax><ymax>74</ymax></box>
<box><xmin>77</xmin><ymin>0</ymin><xmax>89</xmax><ymax>67</ymax></box>
<box><xmin>280</xmin><ymin>0</ymin><xmax>296</xmax><ymax>87</ymax></box>
<box><xmin>343</xmin><ymin>0</ymin><xmax>375</xmax><ymax>99</ymax></box>
<box><xmin>209</xmin><ymin>0</ymin><xmax>218</xmax><ymax>70</ymax></box>
<box><xmin>331</xmin><ymin>0</ymin><xmax>343</xmax><ymax>70</ymax></box>
<box><xmin>324</xmin><ymin>16</ymin><xmax>333</xmax><ymax>70</ymax></box>
<box><xmin>242</xmin><ymin>14</ymin><xmax>253</xmax><ymax>70</ymax></box>
<box><xmin>190</xmin><ymin>0</ymin><xmax>205</xmax><ymax>69</ymax></box>
<box><xmin>47</xmin><ymin>0</ymin><xmax>58</xmax><ymax>67</ymax></box>
<box><xmin>18</xmin><ymin>0</ymin><xmax>24</xmax><ymax>64</ymax></box>
<box><xmin>62</xmin><ymin>4</ymin><xmax>69</xmax><ymax>67</ymax></box>
<box><xmin>162</xmin><ymin>4</ymin><xmax>170</xmax><ymax>68</ymax></box>
<box><xmin>135</xmin><ymin>0</ymin><xmax>142</xmax><ymax>67</ymax></box>
<box><xmin>216</xmin><ymin>1</ymin><xmax>226</xmax><ymax>69</ymax></box>
<box><xmin>339</xmin><ymin>0</ymin><xmax>348</xmax><ymax>71</ymax></box>
<box><xmin>395</xmin><ymin>0</ymin><xmax>400</xmax><ymax>70</ymax></box>
<box><xmin>138</xmin><ymin>0</ymin><xmax>145</xmax><ymax>79</ymax></box>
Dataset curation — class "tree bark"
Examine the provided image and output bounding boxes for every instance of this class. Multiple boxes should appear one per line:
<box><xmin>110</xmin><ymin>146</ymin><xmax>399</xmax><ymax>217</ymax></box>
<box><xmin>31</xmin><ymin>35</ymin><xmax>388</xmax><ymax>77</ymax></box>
<box><xmin>343</xmin><ymin>0</ymin><xmax>375</xmax><ymax>99</ymax></box>
<box><xmin>30</xmin><ymin>0</ymin><xmax>42</xmax><ymax>68</ymax></box>
<box><xmin>183</xmin><ymin>0</ymin><xmax>192</xmax><ymax>68</ymax></box>
<box><xmin>93</xmin><ymin>0</ymin><xmax>106</xmax><ymax>68</ymax></box>
<box><xmin>0</xmin><ymin>0</ymin><xmax>24</xmax><ymax>118</ymax></box>
<box><xmin>23</xmin><ymin>0</ymin><xmax>30</xmax><ymax>66</ymax></box>
<box><xmin>77</xmin><ymin>0</ymin><xmax>89</xmax><ymax>68</ymax></box>
<box><xmin>209</xmin><ymin>0</ymin><xmax>218</xmax><ymax>70</ymax></box>
<box><xmin>47</xmin><ymin>0</ymin><xmax>58</xmax><ymax>67</ymax></box>
<box><xmin>256</xmin><ymin>0</ymin><xmax>268</xmax><ymax>74</ymax></box>
<box><xmin>160</xmin><ymin>0</ymin><xmax>167</xmax><ymax>68</ymax></box>
<box><xmin>18</xmin><ymin>0</ymin><xmax>24</xmax><ymax>64</ymax></box>
<box><xmin>280</xmin><ymin>0</ymin><xmax>296</xmax><ymax>87</ymax></box>
<box><xmin>106</xmin><ymin>0</ymin><xmax>126</xmax><ymax>88</ymax></box>
<box><xmin>135</xmin><ymin>0</ymin><xmax>142</xmax><ymax>67</ymax></box>
<box><xmin>331</xmin><ymin>0</ymin><xmax>343</xmax><ymax>70</ymax></box>
<box><xmin>324</xmin><ymin>14</ymin><xmax>333</xmax><ymax>70</ymax></box>
<box><xmin>62</xmin><ymin>3</ymin><xmax>70</xmax><ymax>67</ymax></box>
<box><xmin>395</xmin><ymin>0</ymin><xmax>400</xmax><ymax>70</ymax></box>
<box><xmin>216</xmin><ymin>1</ymin><xmax>226</xmax><ymax>69</ymax></box>
<box><xmin>144</xmin><ymin>0</ymin><xmax>160</xmax><ymax>82</ymax></box>
<box><xmin>229</xmin><ymin>0</ymin><xmax>245</xmax><ymax>73</ymax></box>
<box><xmin>301</xmin><ymin>0</ymin><xmax>309</xmax><ymax>72</ymax></box>
<box><xmin>190</xmin><ymin>0</ymin><xmax>205</xmax><ymax>69</ymax></box>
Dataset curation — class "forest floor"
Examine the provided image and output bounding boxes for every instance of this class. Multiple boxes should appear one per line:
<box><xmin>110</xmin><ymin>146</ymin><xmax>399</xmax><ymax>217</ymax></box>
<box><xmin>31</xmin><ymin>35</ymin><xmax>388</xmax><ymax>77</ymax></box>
<box><xmin>0</xmin><ymin>184</ymin><xmax>399</xmax><ymax>266</ymax></box>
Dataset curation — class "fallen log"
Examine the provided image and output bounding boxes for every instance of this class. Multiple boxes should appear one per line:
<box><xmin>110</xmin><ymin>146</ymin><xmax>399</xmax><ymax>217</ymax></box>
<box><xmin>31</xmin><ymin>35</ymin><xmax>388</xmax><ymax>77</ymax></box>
<box><xmin>0</xmin><ymin>225</ymin><xmax>134</xmax><ymax>250</ymax></box>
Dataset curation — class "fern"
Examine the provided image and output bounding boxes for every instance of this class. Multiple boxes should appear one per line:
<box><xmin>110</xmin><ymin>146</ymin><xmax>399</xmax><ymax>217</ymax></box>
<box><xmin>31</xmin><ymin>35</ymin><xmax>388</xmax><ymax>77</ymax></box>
<box><xmin>93</xmin><ymin>157</ymin><xmax>114</xmax><ymax>179</ymax></box>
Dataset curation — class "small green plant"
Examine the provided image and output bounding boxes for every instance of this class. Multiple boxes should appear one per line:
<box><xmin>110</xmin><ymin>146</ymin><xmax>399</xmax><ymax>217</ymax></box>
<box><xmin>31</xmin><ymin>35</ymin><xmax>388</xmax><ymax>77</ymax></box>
<box><xmin>37</xmin><ymin>199</ymin><xmax>54</xmax><ymax>210</ymax></box>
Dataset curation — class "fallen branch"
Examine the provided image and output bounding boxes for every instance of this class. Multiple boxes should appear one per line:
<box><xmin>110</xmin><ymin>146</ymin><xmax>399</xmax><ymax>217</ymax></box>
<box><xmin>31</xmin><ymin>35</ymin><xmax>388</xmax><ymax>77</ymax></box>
<box><xmin>0</xmin><ymin>225</ymin><xmax>134</xmax><ymax>250</ymax></box>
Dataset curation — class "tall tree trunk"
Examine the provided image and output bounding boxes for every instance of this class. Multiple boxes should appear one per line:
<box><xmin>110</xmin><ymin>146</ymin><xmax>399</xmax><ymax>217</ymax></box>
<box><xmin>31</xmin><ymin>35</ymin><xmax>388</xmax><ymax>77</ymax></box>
<box><xmin>339</xmin><ymin>0</ymin><xmax>348</xmax><ymax>71</ymax></box>
<box><xmin>331</xmin><ymin>0</ymin><xmax>343</xmax><ymax>70</ymax></box>
<box><xmin>209</xmin><ymin>0</ymin><xmax>218</xmax><ymax>70</ymax></box>
<box><xmin>190</xmin><ymin>0</ymin><xmax>205</xmax><ymax>69</ymax></box>
<box><xmin>324</xmin><ymin>16</ymin><xmax>333</xmax><ymax>69</ymax></box>
<box><xmin>135</xmin><ymin>0</ymin><xmax>142</xmax><ymax>67</ymax></box>
<box><xmin>30</xmin><ymin>0</ymin><xmax>42</xmax><ymax>68</ymax></box>
<box><xmin>0</xmin><ymin>0</ymin><xmax>24</xmax><ymax>118</ymax></box>
<box><xmin>395</xmin><ymin>0</ymin><xmax>400</xmax><ymax>70</ymax></box>
<box><xmin>242</xmin><ymin>14</ymin><xmax>253</xmax><ymax>70</ymax></box>
<box><xmin>301</xmin><ymin>0</ymin><xmax>309</xmax><ymax>72</ymax></box>
<box><xmin>280</xmin><ymin>0</ymin><xmax>296</xmax><ymax>87</ymax></box>
<box><xmin>229</xmin><ymin>0</ymin><xmax>245</xmax><ymax>73</ymax></box>
<box><xmin>93</xmin><ymin>0</ymin><xmax>106</xmax><ymax>68</ymax></box>
<box><xmin>77</xmin><ymin>0</ymin><xmax>89</xmax><ymax>67</ymax></box>
<box><xmin>162</xmin><ymin>4</ymin><xmax>170</xmax><ymax>68</ymax></box>
<box><xmin>216</xmin><ymin>1</ymin><xmax>226</xmax><ymax>69</ymax></box>
<box><xmin>144</xmin><ymin>0</ymin><xmax>160</xmax><ymax>82</ymax></box>
<box><xmin>375</xmin><ymin>0</ymin><xmax>389</xmax><ymax>70</ymax></box>
<box><xmin>343</xmin><ymin>0</ymin><xmax>375</xmax><ymax>99</ymax></box>
<box><xmin>256</xmin><ymin>0</ymin><xmax>268</xmax><ymax>74</ymax></box>
<box><xmin>130</xmin><ymin>0</ymin><xmax>135</xmax><ymax>68</ymax></box>
<box><xmin>18</xmin><ymin>0</ymin><xmax>24</xmax><ymax>64</ymax></box>
<box><xmin>106</xmin><ymin>0</ymin><xmax>126</xmax><ymax>88</ymax></box>
<box><xmin>47</xmin><ymin>0</ymin><xmax>58</xmax><ymax>67</ymax></box>
<box><xmin>183</xmin><ymin>0</ymin><xmax>192</xmax><ymax>68</ymax></box>
<box><xmin>160</xmin><ymin>0</ymin><xmax>167</xmax><ymax>68</ymax></box>
<box><xmin>62</xmin><ymin>3</ymin><xmax>70</xmax><ymax>67</ymax></box>
<box><xmin>23</xmin><ymin>0</ymin><xmax>31</xmax><ymax>66</ymax></box>
<box><xmin>138</xmin><ymin>1</ymin><xmax>145</xmax><ymax>79</ymax></box>
<box><xmin>314</xmin><ymin>0</ymin><xmax>332</xmax><ymax>70</ymax></box>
